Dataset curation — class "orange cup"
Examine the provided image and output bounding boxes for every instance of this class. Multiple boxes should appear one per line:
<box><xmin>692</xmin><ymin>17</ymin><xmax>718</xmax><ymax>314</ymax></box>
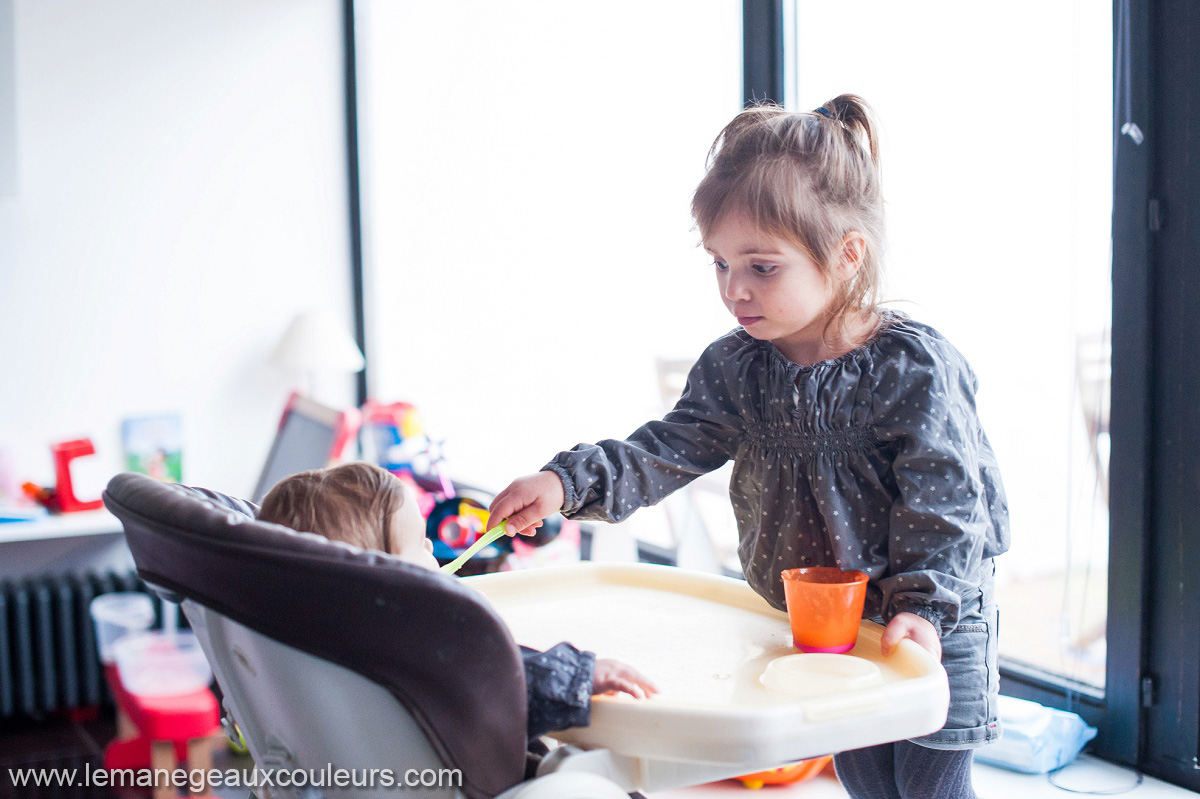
<box><xmin>781</xmin><ymin>567</ymin><xmax>869</xmax><ymax>654</ymax></box>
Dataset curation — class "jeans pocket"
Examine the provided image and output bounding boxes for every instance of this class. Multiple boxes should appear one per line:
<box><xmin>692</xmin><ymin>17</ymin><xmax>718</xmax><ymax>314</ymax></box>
<box><xmin>939</xmin><ymin>620</ymin><xmax>993</xmax><ymax>734</ymax></box>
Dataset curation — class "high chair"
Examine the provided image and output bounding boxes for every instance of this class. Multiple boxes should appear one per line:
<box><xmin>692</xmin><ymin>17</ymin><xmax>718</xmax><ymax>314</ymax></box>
<box><xmin>102</xmin><ymin>473</ymin><xmax>631</xmax><ymax>799</ymax></box>
<box><xmin>103</xmin><ymin>472</ymin><xmax>952</xmax><ymax>799</ymax></box>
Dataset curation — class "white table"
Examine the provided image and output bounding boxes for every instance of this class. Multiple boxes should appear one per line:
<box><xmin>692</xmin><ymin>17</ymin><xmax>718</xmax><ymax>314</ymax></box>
<box><xmin>467</xmin><ymin>563</ymin><xmax>949</xmax><ymax>794</ymax></box>
<box><xmin>0</xmin><ymin>508</ymin><xmax>122</xmax><ymax>543</ymax></box>
<box><xmin>0</xmin><ymin>508</ymin><xmax>131</xmax><ymax>579</ymax></box>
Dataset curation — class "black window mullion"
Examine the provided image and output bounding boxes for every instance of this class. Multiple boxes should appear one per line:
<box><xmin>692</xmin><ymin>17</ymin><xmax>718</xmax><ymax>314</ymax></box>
<box><xmin>1140</xmin><ymin>0</ymin><xmax>1200</xmax><ymax>788</ymax></box>
<box><xmin>743</xmin><ymin>0</ymin><xmax>784</xmax><ymax>106</ymax></box>
<box><xmin>1103</xmin><ymin>0</ymin><xmax>1153</xmax><ymax>769</ymax></box>
<box><xmin>343</xmin><ymin>0</ymin><xmax>368</xmax><ymax>408</ymax></box>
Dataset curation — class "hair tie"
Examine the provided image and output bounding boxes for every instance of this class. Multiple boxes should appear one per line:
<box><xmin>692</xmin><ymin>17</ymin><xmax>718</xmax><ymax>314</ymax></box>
<box><xmin>814</xmin><ymin>107</ymin><xmax>833</xmax><ymax>119</ymax></box>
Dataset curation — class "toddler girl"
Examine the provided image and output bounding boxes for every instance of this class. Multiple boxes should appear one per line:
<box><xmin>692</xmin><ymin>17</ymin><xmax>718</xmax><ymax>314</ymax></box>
<box><xmin>257</xmin><ymin>462</ymin><xmax>657</xmax><ymax>746</ymax></box>
<box><xmin>488</xmin><ymin>96</ymin><xmax>1010</xmax><ymax>799</ymax></box>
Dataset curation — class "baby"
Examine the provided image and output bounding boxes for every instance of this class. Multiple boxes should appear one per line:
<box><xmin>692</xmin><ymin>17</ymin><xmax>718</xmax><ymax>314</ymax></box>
<box><xmin>257</xmin><ymin>461</ymin><xmax>657</xmax><ymax>744</ymax></box>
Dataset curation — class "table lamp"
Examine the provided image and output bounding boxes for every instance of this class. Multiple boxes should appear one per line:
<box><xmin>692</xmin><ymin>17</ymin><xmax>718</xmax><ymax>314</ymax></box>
<box><xmin>271</xmin><ymin>309</ymin><xmax>365</xmax><ymax>400</ymax></box>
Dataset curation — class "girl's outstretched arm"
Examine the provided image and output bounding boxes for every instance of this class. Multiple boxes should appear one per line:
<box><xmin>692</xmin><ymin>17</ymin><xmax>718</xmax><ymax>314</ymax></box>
<box><xmin>490</xmin><ymin>335</ymin><xmax>744</xmax><ymax>532</ymax></box>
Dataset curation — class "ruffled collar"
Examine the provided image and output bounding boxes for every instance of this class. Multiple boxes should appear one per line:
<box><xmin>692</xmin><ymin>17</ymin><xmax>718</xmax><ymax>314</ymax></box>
<box><xmin>752</xmin><ymin>307</ymin><xmax>906</xmax><ymax>373</ymax></box>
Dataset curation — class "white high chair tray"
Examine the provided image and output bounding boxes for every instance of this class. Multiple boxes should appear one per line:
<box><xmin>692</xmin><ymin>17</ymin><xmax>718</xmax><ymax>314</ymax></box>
<box><xmin>467</xmin><ymin>563</ymin><xmax>949</xmax><ymax>769</ymax></box>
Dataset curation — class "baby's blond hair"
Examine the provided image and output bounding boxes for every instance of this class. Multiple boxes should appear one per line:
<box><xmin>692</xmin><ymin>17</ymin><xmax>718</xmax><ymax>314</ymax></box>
<box><xmin>258</xmin><ymin>462</ymin><xmax>409</xmax><ymax>555</ymax></box>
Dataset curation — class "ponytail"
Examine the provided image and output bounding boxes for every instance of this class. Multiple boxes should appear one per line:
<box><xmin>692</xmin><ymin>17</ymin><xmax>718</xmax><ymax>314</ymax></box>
<box><xmin>813</xmin><ymin>94</ymin><xmax>881</xmax><ymax>172</ymax></box>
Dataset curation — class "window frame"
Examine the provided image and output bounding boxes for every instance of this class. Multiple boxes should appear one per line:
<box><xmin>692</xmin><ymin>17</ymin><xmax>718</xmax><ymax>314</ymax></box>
<box><xmin>744</xmin><ymin>0</ymin><xmax>1163</xmax><ymax>779</ymax></box>
<box><xmin>345</xmin><ymin>0</ymin><xmax>1197</xmax><ymax>786</ymax></box>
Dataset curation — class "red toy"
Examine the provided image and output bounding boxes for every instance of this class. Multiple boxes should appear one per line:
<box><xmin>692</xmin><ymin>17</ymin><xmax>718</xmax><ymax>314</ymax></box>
<box><xmin>51</xmin><ymin>438</ymin><xmax>104</xmax><ymax>512</ymax></box>
<box><xmin>102</xmin><ymin>663</ymin><xmax>223</xmax><ymax>799</ymax></box>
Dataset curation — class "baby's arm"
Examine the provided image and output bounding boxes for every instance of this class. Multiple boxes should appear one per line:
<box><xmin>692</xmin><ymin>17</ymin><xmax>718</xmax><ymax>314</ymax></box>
<box><xmin>521</xmin><ymin>644</ymin><xmax>656</xmax><ymax>742</ymax></box>
<box><xmin>593</xmin><ymin>658</ymin><xmax>658</xmax><ymax>699</ymax></box>
<box><xmin>521</xmin><ymin>643</ymin><xmax>594</xmax><ymax>741</ymax></box>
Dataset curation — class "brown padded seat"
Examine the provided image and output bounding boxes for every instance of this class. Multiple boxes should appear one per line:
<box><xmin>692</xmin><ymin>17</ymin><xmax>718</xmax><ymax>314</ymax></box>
<box><xmin>103</xmin><ymin>472</ymin><xmax>528</xmax><ymax>799</ymax></box>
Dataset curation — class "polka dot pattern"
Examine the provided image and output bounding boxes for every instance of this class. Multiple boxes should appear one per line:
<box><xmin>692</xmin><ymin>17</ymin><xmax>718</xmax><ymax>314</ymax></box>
<box><xmin>545</xmin><ymin>310</ymin><xmax>1010</xmax><ymax>635</ymax></box>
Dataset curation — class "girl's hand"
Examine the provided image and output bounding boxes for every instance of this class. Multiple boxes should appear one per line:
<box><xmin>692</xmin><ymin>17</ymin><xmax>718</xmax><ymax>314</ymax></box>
<box><xmin>881</xmin><ymin>612</ymin><xmax>941</xmax><ymax>660</ymax></box>
<box><xmin>487</xmin><ymin>471</ymin><xmax>565</xmax><ymax>536</ymax></box>
<box><xmin>593</xmin><ymin>659</ymin><xmax>659</xmax><ymax>699</ymax></box>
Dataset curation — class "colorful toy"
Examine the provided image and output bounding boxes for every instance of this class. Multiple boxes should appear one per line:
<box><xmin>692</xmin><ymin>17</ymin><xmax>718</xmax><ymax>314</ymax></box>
<box><xmin>362</xmin><ymin>398</ymin><xmax>567</xmax><ymax>574</ymax></box>
<box><xmin>90</xmin><ymin>594</ymin><xmax>223</xmax><ymax>799</ymax></box>
<box><xmin>22</xmin><ymin>480</ymin><xmax>59</xmax><ymax>511</ymax></box>
<box><xmin>102</xmin><ymin>662</ymin><xmax>223</xmax><ymax>799</ymax></box>
<box><xmin>426</xmin><ymin>495</ymin><xmax>512</xmax><ymax>575</ymax></box>
<box><xmin>51</xmin><ymin>438</ymin><xmax>105</xmax><ymax>512</ymax></box>
<box><xmin>441</xmin><ymin>520</ymin><xmax>511</xmax><ymax>574</ymax></box>
<box><xmin>360</xmin><ymin>399</ymin><xmax>425</xmax><ymax>473</ymax></box>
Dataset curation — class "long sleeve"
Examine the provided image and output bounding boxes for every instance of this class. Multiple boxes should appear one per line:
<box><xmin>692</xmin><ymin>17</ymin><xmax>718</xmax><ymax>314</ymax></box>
<box><xmin>544</xmin><ymin>339</ymin><xmax>743</xmax><ymax>523</ymax></box>
<box><xmin>521</xmin><ymin>643</ymin><xmax>595</xmax><ymax>742</ymax></box>
<box><xmin>869</xmin><ymin>335</ymin><xmax>1010</xmax><ymax>636</ymax></box>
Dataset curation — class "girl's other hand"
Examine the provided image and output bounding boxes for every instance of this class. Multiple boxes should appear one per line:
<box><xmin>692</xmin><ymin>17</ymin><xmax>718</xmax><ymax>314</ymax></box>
<box><xmin>593</xmin><ymin>658</ymin><xmax>659</xmax><ymax>699</ymax></box>
<box><xmin>487</xmin><ymin>471</ymin><xmax>565</xmax><ymax>536</ymax></box>
<box><xmin>881</xmin><ymin>612</ymin><xmax>942</xmax><ymax>661</ymax></box>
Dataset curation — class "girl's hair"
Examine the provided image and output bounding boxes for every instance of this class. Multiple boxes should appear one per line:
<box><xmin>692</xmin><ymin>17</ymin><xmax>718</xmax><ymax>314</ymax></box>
<box><xmin>258</xmin><ymin>461</ymin><xmax>409</xmax><ymax>555</ymax></box>
<box><xmin>692</xmin><ymin>94</ymin><xmax>885</xmax><ymax>341</ymax></box>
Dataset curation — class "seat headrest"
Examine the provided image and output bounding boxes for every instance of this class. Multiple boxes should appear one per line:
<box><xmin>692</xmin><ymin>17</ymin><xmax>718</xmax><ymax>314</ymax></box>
<box><xmin>103</xmin><ymin>472</ymin><xmax>527</xmax><ymax>799</ymax></box>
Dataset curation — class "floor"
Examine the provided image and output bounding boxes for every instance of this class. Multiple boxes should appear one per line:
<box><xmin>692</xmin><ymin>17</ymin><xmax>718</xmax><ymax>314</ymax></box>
<box><xmin>648</xmin><ymin>755</ymin><xmax>1187</xmax><ymax>798</ymax></box>
<box><xmin>0</xmin><ymin>711</ymin><xmax>1193</xmax><ymax>798</ymax></box>
<box><xmin>0</xmin><ymin>711</ymin><xmax>248</xmax><ymax>799</ymax></box>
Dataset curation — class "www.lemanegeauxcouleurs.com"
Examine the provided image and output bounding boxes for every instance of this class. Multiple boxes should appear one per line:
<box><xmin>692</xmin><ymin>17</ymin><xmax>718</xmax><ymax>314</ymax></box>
<box><xmin>7</xmin><ymin>762</ymin><xmax>464</xmax><ymax>792</ymax></box>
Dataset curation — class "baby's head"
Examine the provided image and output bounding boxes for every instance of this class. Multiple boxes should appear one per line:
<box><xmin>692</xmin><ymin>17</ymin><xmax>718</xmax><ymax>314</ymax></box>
<box><xmin>692</xmin><ymin>95</ymin><xmax>885</xmax><ymax>342</ymax></box>
<box><xmin>258</xmin><ymin>462</ymin><xmax>437</xmax><ymax>570</ymax></box>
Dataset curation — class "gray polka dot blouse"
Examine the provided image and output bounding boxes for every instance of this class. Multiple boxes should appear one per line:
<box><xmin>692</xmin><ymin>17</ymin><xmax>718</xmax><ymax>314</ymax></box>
<box><xmin>544</xmin><ymin>309</ymin><xmax>1011</xmax><ymax>636</ymax></box>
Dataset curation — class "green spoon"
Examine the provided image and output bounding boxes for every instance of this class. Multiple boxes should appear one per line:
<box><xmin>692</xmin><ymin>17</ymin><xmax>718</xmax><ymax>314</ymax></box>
<box><xmin>440</xmin><ymin>520</ymin><xmax>510</xmax><ymax>574</ymax></box>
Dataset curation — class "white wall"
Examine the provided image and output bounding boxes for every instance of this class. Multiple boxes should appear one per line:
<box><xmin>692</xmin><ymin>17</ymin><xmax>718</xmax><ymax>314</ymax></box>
<box><xmin>0</xmin><ymin>0</ymin><xmax>355</xmax><ymax>501</ymax></box>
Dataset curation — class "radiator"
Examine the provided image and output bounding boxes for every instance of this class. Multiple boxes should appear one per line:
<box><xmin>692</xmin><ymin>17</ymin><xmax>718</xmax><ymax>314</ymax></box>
<box><xmin>0</xmin><ymin>570</ymin><xmax>160</xmax><ymax>719</ymax></box>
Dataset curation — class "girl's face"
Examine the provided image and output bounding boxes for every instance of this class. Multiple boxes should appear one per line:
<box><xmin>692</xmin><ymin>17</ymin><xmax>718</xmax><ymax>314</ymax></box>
<box><xmin>705</xmin><ymin>210</ymin><xmax>838</xmax><ymax>365</ymax></box>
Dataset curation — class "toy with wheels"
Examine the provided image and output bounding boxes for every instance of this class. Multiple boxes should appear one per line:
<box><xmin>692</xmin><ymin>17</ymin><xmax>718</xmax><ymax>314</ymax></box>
<box><xmin>425</xmin><ymin>494</ymin><xmax>573</xmax><ymax>576</ymax></box>
<box><xmin>427</xmin><ymin>496</ymin><xmax>511</xmax><ymax>576</ymax></box>
<box><xmin>362</xmin><ymin>398</ymin><xmax>570</xmax><ymax>572</ymax></box>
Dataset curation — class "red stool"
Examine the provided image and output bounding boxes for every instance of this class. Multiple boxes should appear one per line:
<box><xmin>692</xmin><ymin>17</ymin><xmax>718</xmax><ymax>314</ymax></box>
<box><xmin>103</xmin><ymin>664</ymin><xmax>223</xmax><ymax>799</ymax></box>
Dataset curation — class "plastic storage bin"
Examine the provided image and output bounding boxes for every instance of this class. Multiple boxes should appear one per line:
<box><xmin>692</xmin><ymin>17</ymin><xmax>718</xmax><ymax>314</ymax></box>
<box><xmin>111</xmin><ymin>631</ymin><xmax>212</xmax><ymax>698</ymax></box>
<box><xmin>89</xmin><ymin>592</ymin><xmax>155</xmax><ymax>664</ymax></box>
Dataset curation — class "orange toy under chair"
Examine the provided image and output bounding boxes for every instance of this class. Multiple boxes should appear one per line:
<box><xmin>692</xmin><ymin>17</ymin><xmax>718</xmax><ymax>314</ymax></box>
<box><xmin>735</xmin><ymin>755</ymin><xmax>834</xmax><ymax>790</ymax></box>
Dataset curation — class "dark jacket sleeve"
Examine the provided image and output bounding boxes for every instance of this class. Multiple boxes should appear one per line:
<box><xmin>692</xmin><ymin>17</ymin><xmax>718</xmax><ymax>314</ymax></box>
<box><xmin>870</xmin><ymin>334</ymin><xmax>1011</xmax><ymax>636</ymax></box>
<box><xmin>521</xmin><ymin>642</ymin><xmax>595</xmax><ymax>742</ymax></box>
<box><xmin>544</xmin><ymin>339</ymin><xmax>742</xmax><ymax>523</ymax></box>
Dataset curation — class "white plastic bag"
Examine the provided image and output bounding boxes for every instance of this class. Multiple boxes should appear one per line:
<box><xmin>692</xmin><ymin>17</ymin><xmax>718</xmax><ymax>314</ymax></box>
<box><xmin>975</xmin><ymin>695</ymin><xmax>1098</xmax><ymax>774</ymax></box>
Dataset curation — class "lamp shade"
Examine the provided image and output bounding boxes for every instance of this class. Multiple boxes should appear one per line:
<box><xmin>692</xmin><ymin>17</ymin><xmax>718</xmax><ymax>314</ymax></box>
<box><xmin>271</xmin><ymin>310</ymin><xmax>365</xmax><ymax>374</ymax></box>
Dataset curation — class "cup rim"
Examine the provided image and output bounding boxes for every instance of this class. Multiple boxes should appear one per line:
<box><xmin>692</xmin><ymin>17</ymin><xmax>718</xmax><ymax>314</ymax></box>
<box><xmin>780</xmin><ymin>566</ymin><xmax>869</xmax><ymax>586</ymax></box>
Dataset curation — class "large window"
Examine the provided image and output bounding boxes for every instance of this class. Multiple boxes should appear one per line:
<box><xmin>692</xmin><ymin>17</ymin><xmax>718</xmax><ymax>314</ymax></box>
<box><xmin>348</xmin><ymin>0</ymin><xmax>1200</xmax><ymax>787</ymax></box>
<box><xmin>355</xmin><ymin>1</ymin><xmax>743</xmax><ymax>510</ymax></box>
<box><xmin>785</xmin><ymin>1</ymin><xmax>1114</xmax><ymax>691</ymax></box>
